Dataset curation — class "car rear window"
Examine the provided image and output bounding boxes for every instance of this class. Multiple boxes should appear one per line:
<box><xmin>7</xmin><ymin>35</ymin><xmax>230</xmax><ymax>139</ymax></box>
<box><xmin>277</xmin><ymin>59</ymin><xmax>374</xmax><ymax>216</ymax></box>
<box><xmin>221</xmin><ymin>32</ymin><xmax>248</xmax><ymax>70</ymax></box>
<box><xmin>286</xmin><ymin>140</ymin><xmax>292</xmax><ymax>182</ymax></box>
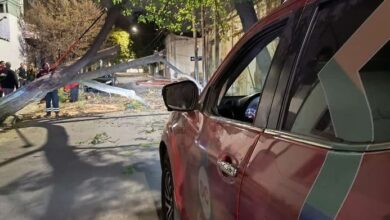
<box><xmin>282</xmin><ymin>0</ymin><xmax>388</xmax><ymax>143</ymax></box>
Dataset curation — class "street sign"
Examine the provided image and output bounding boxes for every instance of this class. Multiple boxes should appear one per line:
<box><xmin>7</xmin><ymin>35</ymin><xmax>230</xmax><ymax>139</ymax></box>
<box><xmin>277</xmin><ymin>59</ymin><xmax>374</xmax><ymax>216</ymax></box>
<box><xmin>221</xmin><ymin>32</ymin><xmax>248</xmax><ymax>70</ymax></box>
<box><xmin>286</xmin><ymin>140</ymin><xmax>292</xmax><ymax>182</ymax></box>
<box><xmin>191</xmin><ymin>56</ymin><xmax>202</xmax><ymax>61</ymax></box>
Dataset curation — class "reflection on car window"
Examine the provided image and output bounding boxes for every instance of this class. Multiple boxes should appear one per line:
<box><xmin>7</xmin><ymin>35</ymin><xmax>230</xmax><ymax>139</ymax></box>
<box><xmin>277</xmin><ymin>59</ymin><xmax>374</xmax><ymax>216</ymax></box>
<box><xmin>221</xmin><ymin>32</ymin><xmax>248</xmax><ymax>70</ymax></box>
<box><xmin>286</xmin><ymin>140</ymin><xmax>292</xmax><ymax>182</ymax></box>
<box><xmin>217</xmin><ymin>37</ymin><xmax>280</xmax><ymax>123</ymax></box>
<box><xmin>226</xmin><ymin>38</ymin><xmax>279</xmax><ymax>97</ymax></box>
<box><xmin>282</xmin><ymin>0</ymin><xmax>387</xmax><ymax>143</ymax></box>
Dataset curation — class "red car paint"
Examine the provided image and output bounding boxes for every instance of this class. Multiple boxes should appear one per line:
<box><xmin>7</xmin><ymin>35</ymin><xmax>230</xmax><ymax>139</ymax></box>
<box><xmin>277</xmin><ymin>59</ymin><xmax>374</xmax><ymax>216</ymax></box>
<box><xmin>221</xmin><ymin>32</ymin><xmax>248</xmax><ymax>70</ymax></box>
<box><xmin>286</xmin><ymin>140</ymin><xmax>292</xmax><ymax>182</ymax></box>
<box><xmin>337</xmin><ymin>152</ymin><xmax>390</xmax><ymax>220</ymax></box>
<box><xmin>238</xmin><ymin>133</ymin><xmax>327</xmax><ymax>220</ymax></box>
<box><xmin>160</xmin><ymin>0</ymin><xmax>390</xmax><ymax>219</ymax></box>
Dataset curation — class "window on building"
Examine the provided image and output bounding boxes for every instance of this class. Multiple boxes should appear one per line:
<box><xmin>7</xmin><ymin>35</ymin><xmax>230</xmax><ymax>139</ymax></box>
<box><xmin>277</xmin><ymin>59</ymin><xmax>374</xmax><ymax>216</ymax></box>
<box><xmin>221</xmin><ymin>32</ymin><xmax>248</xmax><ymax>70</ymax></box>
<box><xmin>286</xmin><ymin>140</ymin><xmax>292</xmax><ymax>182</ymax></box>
<box><xmin>0</xmin><ymin>6</ymin><xmax>10</xmax><ymax>41</ymax></box>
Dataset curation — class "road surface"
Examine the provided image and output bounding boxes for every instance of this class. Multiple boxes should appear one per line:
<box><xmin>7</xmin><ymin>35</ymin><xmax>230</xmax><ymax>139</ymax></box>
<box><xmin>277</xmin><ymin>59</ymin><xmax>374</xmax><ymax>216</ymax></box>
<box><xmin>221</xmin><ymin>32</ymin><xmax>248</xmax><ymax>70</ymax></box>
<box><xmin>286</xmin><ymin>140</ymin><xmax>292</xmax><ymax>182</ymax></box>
<box><xmin>0</xmin><ymin>111</ymin><xmax>169</xmax><ymax>220</ymax></box>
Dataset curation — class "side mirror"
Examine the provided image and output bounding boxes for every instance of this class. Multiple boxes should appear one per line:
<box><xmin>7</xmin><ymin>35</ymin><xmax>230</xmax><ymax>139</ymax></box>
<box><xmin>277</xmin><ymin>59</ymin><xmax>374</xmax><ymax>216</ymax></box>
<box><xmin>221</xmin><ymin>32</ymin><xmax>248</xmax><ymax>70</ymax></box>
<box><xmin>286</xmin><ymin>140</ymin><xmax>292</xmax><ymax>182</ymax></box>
<box><xmin>162</xmin><ymin>80</ymin><xmax>199</xmax><ymax>112</ymax></box>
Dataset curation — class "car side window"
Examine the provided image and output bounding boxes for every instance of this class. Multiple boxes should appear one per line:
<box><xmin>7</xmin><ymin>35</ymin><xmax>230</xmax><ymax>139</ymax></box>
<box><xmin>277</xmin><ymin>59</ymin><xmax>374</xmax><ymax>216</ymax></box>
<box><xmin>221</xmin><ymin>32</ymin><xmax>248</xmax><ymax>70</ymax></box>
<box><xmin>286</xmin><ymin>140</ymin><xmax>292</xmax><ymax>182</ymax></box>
<box><xmin>217</xmin><ymin>37</ymin><xmax>280</xmax><ymax>123</ymax></box>
<box><xmin>226</xmin><ymin>38</ymin><xmax>280</xmax><ymax>97</ymax></box>
<box><xmin>281</xmin><ymin>0</ymin><xmax>387</xmax><ymax>143</ymax></box>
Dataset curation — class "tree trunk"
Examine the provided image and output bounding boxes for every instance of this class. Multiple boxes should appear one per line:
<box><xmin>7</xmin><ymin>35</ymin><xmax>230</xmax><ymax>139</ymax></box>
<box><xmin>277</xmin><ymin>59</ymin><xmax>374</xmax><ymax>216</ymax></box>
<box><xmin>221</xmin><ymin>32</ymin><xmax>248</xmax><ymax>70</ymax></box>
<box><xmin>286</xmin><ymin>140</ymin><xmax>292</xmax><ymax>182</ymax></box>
<box><xmin>234</xmin><ymin>0</ymin><xmax>258</xmax><ymax>32</ymax></box>
<box><xmin>213</xmin><ymin>0</ymin><xmax>220</xmax><ymax>72</ymax></box>
<box><xmin>234</xmin><ymin>0</ymin><xmax>272</xmax><ymax>90</ymax></box>
<box><xmin>201</xmin><ymin>3</ymin><xmax>207</xmax><ymax>86</ymax></box>
<box><xmin>192</xmin><ymin>9</ymin><xmax>199</xmax><ymax>82</ymax></box>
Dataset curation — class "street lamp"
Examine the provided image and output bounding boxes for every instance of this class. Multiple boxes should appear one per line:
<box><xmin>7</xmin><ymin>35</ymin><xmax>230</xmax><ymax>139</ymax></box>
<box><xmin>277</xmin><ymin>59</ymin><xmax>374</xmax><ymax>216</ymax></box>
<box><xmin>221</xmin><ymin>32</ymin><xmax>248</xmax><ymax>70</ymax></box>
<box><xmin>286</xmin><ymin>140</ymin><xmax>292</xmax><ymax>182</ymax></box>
<box><xmin>131</xmin><ymin>26</ymin><xmax>138</xmax><ymax>34</ymax></box>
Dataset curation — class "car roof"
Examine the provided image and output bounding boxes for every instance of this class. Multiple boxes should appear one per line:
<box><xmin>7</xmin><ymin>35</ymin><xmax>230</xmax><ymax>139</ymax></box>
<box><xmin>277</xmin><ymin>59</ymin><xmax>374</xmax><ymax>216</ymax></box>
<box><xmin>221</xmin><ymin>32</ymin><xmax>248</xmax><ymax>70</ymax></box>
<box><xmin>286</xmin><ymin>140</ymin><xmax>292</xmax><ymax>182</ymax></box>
<box><xmin>248</xmin><ymin>0</ymin><xmax>308</xmax><ymax>35</ymax></box>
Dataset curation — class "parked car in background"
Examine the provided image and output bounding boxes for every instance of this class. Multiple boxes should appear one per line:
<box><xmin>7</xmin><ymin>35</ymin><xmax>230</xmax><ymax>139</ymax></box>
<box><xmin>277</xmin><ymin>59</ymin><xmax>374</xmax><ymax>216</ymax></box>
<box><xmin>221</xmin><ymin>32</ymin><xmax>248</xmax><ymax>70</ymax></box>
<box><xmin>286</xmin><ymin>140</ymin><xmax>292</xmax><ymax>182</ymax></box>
<box><xmin>159</xmin><ymin>0</ymin><xmax>389</xmax><ymax>219</ymax></box>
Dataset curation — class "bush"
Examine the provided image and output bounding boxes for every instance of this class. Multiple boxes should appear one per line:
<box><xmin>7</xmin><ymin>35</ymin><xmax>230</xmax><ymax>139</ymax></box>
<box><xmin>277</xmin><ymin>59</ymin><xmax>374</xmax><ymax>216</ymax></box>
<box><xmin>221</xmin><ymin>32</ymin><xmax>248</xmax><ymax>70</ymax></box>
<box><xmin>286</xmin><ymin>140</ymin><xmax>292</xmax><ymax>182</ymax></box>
<box><xmin>58</xmin><ymin>88</ymin><xmax>69</xmax><ymax>103</ymax></box>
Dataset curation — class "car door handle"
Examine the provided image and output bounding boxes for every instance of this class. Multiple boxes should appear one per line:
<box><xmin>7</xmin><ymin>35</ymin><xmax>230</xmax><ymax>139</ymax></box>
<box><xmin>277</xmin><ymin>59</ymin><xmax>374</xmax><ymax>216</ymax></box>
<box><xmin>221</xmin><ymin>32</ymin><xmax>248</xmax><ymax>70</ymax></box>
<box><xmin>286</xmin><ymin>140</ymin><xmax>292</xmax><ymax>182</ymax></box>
<box><xmin>217</xmin><ymin>160</ymin><xmax>238</xmax><ymax>177</ymax></box>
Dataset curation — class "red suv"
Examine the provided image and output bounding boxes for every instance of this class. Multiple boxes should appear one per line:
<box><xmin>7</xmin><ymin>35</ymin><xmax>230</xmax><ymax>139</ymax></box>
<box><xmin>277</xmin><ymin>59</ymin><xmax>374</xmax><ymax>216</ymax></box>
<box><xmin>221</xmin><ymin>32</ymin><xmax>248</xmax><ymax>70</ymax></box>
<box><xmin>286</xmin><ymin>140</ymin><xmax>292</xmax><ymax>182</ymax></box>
<box><xmin>160</xmin><ymin>0</ymin><xmax>390</xmax><ymax>219</ymax></box>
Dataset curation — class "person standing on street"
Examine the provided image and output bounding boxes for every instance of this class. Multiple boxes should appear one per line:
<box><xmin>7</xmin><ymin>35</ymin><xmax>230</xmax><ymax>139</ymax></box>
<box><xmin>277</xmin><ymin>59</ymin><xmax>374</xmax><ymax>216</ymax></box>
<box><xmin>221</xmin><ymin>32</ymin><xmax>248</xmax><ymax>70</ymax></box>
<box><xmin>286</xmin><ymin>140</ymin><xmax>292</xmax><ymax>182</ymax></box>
<box><xmin>0</xmin><ymin>61</ymin><xmax>5</xmax><ymax>74</ymax></box>
<box><xmin>0</xmin><ymin>61</ymin><xmax>5</xmax><ymax>97</ymax></box>
<box><xmin>37</xmin><ymin>63</ymin><xmax>60</xmax><ymax>118</ymax></box>
<box><xmin>1</xmin><ymin>62</ymin><xmax>19</xmax><ymax>96</ymax></box>
<box><xmin>26</xmin><ymin>63</ymin><xmax>36</xmax><ymax>82</ymax></box>
<box><xmin>65</xmin><ymin>82</ymin><xmax>79</xmax><ymax>102</ymax></box>
<box><xmin>16</xmin><ymin>63</ymin><xmax>28</xmax><ymax>86</ymax></box>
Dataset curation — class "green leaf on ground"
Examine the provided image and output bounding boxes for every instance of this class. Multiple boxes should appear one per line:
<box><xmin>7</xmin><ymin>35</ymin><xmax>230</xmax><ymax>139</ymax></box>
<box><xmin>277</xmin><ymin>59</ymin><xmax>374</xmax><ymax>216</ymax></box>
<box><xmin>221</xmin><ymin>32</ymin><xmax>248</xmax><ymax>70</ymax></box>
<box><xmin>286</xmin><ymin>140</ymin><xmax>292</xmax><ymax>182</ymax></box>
<box><xmin>122</xmin><ymin>165</ymin><xmax>134</xmax><ymax>176</ymax></box>
<box><xmin>90</xmin><ymin>132</ymin><xmax>110</xmax><ymax>145</ymax></box>
<box><xmin>139</xmin><ymin>142</ymin><xmax>160</xmax><ymax>148</ymax></box>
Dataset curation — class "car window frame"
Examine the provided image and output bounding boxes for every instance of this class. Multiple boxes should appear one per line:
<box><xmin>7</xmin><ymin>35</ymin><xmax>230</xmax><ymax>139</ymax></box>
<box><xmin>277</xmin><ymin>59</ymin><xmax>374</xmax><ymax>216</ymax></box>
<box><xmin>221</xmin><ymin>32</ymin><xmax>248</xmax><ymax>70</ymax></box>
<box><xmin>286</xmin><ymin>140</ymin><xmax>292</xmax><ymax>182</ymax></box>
<box><xmin>265</xmin><ymin>3</ymin><xmax>318</xmax><ymax>130</ymax></box>
<box><xmin>202</xmin><ymin>15</ymin><xmax>297</xmax><ymax>128</ymax></box>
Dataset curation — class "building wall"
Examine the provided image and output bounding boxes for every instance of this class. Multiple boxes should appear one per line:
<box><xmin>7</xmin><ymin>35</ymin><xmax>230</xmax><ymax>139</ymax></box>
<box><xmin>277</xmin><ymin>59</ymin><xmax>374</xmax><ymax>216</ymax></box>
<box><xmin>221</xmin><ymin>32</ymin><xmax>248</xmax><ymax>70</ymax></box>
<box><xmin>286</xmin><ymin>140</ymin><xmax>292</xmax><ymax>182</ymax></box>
<box><xmin>2</xmin><ymin>0</ymin><xmax>23</xmax><ymax>17</ymax></box>
<box><xmin>0</xmin><ymin>0</ymin><xmax>25</xmax><ymax>68</ymax></box>
<box><xmin>165</xmin><ymin>34</ymin><xmax>203</xmax><ymax>79</ymax></box>
<box><xmin>0</xmin><ymin>13</ymin><xmax>25</xmax><ymax>67</ymax></box>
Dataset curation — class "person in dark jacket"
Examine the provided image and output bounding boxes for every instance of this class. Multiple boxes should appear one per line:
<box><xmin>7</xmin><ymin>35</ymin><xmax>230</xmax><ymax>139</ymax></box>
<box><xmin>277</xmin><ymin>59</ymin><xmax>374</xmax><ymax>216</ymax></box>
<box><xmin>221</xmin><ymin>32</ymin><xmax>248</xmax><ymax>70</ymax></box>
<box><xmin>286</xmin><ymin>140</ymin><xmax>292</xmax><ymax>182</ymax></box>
<box><xmin>1</xmin><ymin>62</ymin><xmax>19</xmax><ymax>96</ymax></box>
<box><xmin>0</xmin><ymin>61</ymin><xmax>5</xmax><ymax>74</ymax></box>
<box><xmin>37</xmin><ymin>63</ymin><xmax>60</xmax><ymax>117</ymax></box>
<box><xmin>0</xmin><ymin>61</ymin><xmax>5</xmax><ymax>97</ymax></box>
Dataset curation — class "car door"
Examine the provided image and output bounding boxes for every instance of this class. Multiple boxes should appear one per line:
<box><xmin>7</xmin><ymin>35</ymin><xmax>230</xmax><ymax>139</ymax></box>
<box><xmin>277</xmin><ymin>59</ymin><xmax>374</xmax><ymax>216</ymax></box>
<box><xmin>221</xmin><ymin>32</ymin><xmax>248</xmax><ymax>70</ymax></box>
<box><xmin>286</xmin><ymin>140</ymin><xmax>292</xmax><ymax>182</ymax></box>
<box><xmin>238</xmin><ymin>0</ymin><xmax>385</xmax><ymax>219</ymax></box>
<box><xmin>185</xmin><ymin>12</ymin><xmax>300</xmax><ymax>219</ymax></box>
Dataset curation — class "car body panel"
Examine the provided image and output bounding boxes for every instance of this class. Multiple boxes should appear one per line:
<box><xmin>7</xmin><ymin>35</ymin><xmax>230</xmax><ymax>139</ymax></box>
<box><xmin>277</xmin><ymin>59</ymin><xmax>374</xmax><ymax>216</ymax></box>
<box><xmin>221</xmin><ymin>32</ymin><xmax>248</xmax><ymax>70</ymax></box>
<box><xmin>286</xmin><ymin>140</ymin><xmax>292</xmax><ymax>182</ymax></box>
<box><xmin>238</xmin><ymin>132</ymin><xmax>327</xmax><ymax>220</ymax></box>
<box><xmin>195</xmin><ymin>115</ymin><xmax>261</xmax><ymax>219</ymax></box>
<box><xmin>161</xmin><ymin>1</ymin><xmax>310</xmax><ymax>219</ymax></box>
<box><xmin>162</xmin><ymin>111</ymin><xmax>202</xmax><ymax>220</ymax></box>
<box><xmin>337</xmin><ymin>151</ymin><xmax>390</xmax><ymax>220</ymax></box>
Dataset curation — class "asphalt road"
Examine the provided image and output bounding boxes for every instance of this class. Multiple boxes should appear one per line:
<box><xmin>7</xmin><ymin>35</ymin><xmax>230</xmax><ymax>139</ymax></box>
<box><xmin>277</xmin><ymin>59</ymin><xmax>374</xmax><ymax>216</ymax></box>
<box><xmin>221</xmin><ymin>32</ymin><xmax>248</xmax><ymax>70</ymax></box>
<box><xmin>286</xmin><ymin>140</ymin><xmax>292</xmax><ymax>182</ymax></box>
<box><xmin>0</xmin><ymin>111</ymin><xmax>169</xmax><ymax>220</ymax></box>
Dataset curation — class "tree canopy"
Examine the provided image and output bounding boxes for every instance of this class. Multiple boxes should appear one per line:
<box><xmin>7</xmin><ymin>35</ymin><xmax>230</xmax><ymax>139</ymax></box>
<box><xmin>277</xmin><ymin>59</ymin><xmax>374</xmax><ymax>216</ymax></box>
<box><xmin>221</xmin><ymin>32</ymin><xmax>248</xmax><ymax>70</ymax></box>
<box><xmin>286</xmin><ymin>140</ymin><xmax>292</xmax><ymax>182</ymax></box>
<box><xmin>98</xmin><ymin>0</ymin><xmax>237</xmax><ymax>34</ymax></box>
<box><xmin>108</xmin><ymin>28</ymin><xmax>134</xmax><ymax>60</ymax></box>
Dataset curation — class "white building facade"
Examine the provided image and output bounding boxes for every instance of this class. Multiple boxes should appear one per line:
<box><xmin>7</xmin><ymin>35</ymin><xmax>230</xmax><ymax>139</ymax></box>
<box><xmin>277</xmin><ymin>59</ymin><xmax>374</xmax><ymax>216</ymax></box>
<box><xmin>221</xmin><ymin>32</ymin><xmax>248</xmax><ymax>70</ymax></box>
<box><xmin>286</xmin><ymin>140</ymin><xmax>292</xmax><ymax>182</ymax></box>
<box><xmin>0</xmin><ymin>0</ymin><xmax>25</xmax><ymax>68</ymax></box>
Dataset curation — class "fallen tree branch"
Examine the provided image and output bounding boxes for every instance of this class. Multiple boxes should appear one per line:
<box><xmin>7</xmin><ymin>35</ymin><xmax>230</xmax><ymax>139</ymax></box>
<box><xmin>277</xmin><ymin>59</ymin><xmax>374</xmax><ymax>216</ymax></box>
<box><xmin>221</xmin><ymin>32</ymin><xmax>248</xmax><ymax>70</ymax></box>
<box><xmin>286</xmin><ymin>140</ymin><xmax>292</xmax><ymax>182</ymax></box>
<box><xmin>81</xmin><ymin>80</ymin><xmax>147</xmax><ymax>105</ymax></box>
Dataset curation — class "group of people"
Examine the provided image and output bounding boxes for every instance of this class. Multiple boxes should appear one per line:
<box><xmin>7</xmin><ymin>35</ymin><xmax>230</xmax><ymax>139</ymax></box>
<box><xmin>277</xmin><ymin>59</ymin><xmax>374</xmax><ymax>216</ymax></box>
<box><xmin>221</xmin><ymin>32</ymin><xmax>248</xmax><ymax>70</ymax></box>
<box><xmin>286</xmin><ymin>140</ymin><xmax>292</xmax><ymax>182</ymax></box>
<box><xmin>0</xmin><ymin>61</ymin><xmax>37</xmax><ymax>96</ymax></box>
<box><xmin>0</xmin><ymin>61</ymin><xmax>79</xmax><ymax>118</ymax></box>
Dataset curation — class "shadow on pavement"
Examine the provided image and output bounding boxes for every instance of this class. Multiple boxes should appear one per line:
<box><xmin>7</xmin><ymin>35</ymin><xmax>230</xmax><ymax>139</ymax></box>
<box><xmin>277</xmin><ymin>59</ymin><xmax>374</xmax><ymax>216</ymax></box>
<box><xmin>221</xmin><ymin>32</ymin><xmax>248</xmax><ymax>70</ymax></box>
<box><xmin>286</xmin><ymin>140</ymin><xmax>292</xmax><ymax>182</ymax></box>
<box><xmin>0</xmin><ymin>121</ymin><xmax>162</xmax><ymax>220</ymax></box>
